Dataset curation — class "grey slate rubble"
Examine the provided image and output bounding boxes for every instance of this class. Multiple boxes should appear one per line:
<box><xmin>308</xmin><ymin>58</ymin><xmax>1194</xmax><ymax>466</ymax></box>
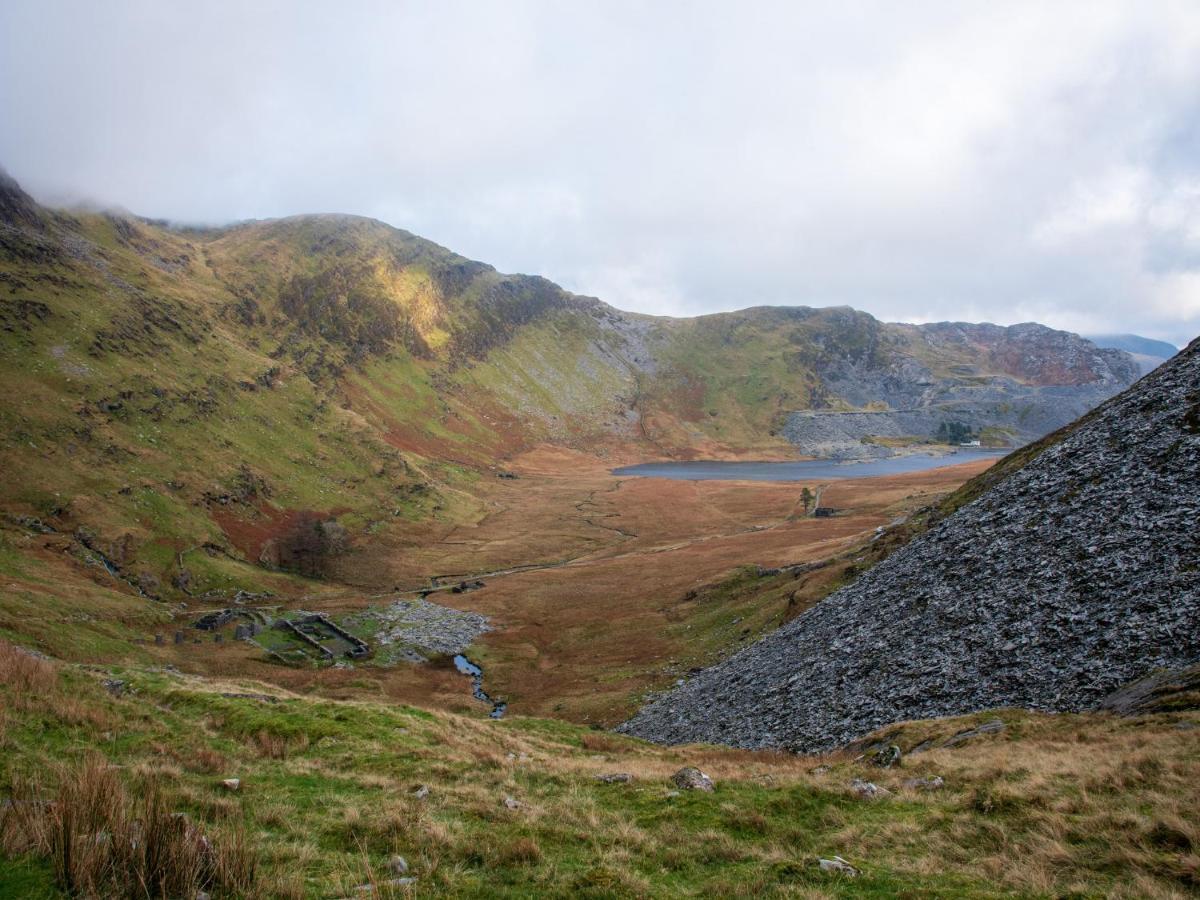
<box><xmin>619</xmin><ymin>336</ymin><xmax>1200</xmax><ymax>753</ymax></box>
<box><xmin>344</xmin><ymin>597</ymin><xmax>491</xmax><ymax>663</ymax></box>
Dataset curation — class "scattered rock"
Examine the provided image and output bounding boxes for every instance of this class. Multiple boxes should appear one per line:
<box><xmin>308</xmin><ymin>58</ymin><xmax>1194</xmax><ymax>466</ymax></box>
<box><xmin>943</xmin><ymin>719</ymin><xmax>1005</xmax><ymax>748</ymax></box>
<box><xmin>595</xmin><ymin>773</ymin><xmax>633</xmax><ymax>784</ymax></box>
<box><xmin>817</xmin><ymin>856</ymin><xmax>860</xmax><ymax>877</ymax></box>
<box><xmin>102</xmin><ymin>678</ymin><xmax>126</xmax><ymax>697</ymax></box>
<box><xmin>671</xmin><ymin>767</ymin><xmax>714</xmax><ymax>792</ymax></box>
<box><xmin>344</xmin><ymin>597</ymin><xmax>491</xmax><ymax>664</ymax></box>
<box><xmin>412</xmin><ymin>785</ymin><xmax>430</xmax><ymax>800</ymax></box>
<box><xmin>850</xmin><ymin>778</ymin><xmax>890</xmax><ymax>799</ymax></box>
<box><xmin>355</xmin><ymin>878</ymin><xmax>417</xmax><ymax>893</ymax></box>
<box><xmin>902</xmin><ymin>776</ymin><xmax>945</xmax><ymax>791</ymax></box>
<box><xmin>220</xmin><ymin>778</ymin><xmax>241</xmax><ymax>792</ymax></box>
<box><xmin>665</xmin><ymin>790</ymin><xmax>681</xmax><ymax>799</ymax></box>
<box><xmin>387</xmin><ymin>855</ymin><xmax>409</xmax><ymax>876</ymax></box>
<box><xmin>503</xmin><ymin>796</ymin><xmax>522</xmax><ymax>810</ymax></box>
<box><xmin>11</xmin><ymin>515</ymin><xmax>55</xmax><ymax>534</ymax></box>
<box><xmin>870</xmin><ymin>744</ymin><xmax>902</xmax><ymax>769</ymax></box>
<box><xmin>809</xmin><ymin>764</ymin><xmax>832</xmax><ymax>775</ymax></box>
<box><xmin>136</xmin><ymin>572</ymin><xmax>161</xmax><ymax>598</ymax></box>
<box><xmin>172</xmin><ymin>568</ymin><xmax>193</xmax><ymax>592</ymax></box>
<box><xmin>1097</xmin><ymin>663</ymin><xmax>1200</xmax><ymax>715</ymax></box>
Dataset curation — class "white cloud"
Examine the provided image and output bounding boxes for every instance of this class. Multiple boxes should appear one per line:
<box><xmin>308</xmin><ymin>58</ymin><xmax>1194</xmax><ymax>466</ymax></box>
<box><xmin>1</xmin><ymin>0</ymin><xmax>1199</xmax><ymax>345</ymax></box>
<box><xmin>1032</xmin><ymin>167</ymin><xmax>1149</xmax><ymax>246</ymax></box>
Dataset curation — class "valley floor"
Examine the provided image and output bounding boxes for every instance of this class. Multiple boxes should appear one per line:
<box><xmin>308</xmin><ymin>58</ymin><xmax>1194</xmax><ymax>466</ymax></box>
<box><xmin>80</xmin><ymin>449</ymin><xmax>1002</xmax><ymax>726</ymax></box>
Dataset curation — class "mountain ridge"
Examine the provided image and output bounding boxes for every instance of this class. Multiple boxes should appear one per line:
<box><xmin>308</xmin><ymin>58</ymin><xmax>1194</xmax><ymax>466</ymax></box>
<box><xmin>0</xmin><ymin>170</ymin><xmax>1138</xmax><ymax>601</ymax></box>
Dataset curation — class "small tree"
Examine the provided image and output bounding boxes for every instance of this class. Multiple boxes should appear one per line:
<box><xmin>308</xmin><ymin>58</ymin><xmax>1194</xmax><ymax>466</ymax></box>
<box><xmin>801</xmin><ymin>487</ymin><xmax>814</xmax><ymax>515</ymax></box>
<box><xmin>936</xmin><ymin>421</ymin><xmax>974</xmax><ymax>444</ymax></box>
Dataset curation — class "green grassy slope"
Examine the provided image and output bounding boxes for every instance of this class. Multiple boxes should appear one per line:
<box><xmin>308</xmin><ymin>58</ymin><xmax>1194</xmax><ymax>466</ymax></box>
<box><xmin>2</xmin><ymin>643</ymin><xmax>1196</xmax><ymax>898</ymax></box>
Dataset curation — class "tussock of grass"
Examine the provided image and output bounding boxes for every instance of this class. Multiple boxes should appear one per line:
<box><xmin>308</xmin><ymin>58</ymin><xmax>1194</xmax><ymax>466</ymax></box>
<box><xmin>0</xmin><ymin>757</ymin><xmax>258</xmax><ymax>898</ymax></box>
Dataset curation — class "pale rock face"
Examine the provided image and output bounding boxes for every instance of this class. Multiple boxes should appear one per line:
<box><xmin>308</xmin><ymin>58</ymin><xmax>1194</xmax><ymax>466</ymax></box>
<box><xmin>620</xmin><ymin>337</ymin><xmax>1200</xmax><ymax>752</ymax></box>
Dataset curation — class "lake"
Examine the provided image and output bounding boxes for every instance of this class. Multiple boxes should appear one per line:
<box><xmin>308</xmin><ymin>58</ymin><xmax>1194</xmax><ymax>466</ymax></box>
<box><xmin>611</xmin><ymin>450</ymin><xmax>1008</xmax><ymax>482</ymax></box>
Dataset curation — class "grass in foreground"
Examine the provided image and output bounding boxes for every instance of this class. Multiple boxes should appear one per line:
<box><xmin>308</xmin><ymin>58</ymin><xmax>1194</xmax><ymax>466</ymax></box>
<box><xmin>1</xmin><ymin>640</ymin><xmax>1197</xmax><ymax>898</ymax></box>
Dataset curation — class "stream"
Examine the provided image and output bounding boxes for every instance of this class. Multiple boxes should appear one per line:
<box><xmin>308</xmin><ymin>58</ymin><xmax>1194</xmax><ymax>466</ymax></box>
<box><xmin>453</xmin><ymin>654</ymin><xmax>507</xmax><ymax>718</ymax></box>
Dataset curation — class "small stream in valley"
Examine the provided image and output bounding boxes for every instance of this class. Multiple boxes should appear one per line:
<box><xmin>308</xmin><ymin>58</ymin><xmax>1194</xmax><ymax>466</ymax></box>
<box><xmin>453</xmin><ymin>654</ymin><xmax>507</xmax><ymax>718</ymax></box>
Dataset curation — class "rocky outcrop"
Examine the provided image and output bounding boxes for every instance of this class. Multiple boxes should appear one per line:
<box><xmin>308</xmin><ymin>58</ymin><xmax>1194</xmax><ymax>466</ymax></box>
<box><xmin>914</xmin><ymin>321</ymin><xmax>1137</xmax><ymax>388</ymax></box>
<box><xmin>0</xmin><ymin>166</ymin><xmax>43</xmax><ymax>229</ymax></box>
<box><xmin>620</xmin><ymin>336</ymin><xmax>1200</xmax><ymax>752</ymax></box>
<box><xmin>783</xmin><ymin>322</ymin><xmax>1139</xmax><ymax>457</ymax></box>
<box><xmin>782</xmin><ymin>383</ymin><xmax>1120</xmax><ymax>459</ymax></box>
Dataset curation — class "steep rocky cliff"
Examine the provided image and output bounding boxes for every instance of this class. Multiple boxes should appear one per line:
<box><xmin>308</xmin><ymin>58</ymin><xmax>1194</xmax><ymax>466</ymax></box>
<box><xmin>620</xmin><ymin>336</ymin><xmax>1200</xmax><ymax>751</ymax></box>
<box><xmin>783</xmin><ymin>320</ymin><xmax>1137</xmax><ymax>458</ymax></box>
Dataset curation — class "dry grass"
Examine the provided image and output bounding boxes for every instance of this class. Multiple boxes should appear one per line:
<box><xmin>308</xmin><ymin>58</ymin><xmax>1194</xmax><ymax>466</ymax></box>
<box><xmin>0</xmin><ymin>642</ymin><xmax>112</xmax><ymax>730</ymax></box>
<box><xmin>827</xmin><ymin>712</ymin><xmax>1200</xmax><ymax>897</ymax></box>
<box><xmin>251</xmin><ymin>728</ymin><xmax>309</xmax><ymax>760</ymax></box>
<box><xmin>0</xmin><ymin>641</ymin><xmax>55</xmax><ymax>701</ymax></box>
<box><xmin>181</xmin><ymin>745</ymin><xmax>229</xmax><ymax>775</ymax></box>
<box><xmin>0</xmin><ymin>756</ymin><xmax>258</xmax><ymax>898</ymax></box>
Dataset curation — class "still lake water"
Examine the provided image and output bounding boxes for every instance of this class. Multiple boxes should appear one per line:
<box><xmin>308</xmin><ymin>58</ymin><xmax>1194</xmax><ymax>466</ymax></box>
<box><xmin>612</xmin><ymin>450</ymin><xmax>1008</xmax><ymax>482</ymax></box>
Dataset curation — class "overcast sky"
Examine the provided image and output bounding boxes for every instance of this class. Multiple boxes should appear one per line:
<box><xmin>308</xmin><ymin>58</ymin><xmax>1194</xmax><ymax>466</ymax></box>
<box><xmin>2</xmin><ymin>1</ymin><xmax>1198</xmax><ymax>346</ymax></box>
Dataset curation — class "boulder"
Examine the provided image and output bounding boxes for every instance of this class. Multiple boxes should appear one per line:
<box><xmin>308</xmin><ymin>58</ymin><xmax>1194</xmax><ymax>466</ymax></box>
<box><xmin>850</xmin><ymin>778</ymin><xmax>890</xmax><ymax>799</ymax></box>
<box><xmin>943</xmin><ymin>720</ymin><xmax>1005</xmax><ymax>748</ymax></box>
<box><xmin>595</xmin><ymin>773</ymin><xmax>633</xmax><ymax>784</ymax></box>
<box><xmin>817</xmin><ymin>856</ymin><xmax>860</xmax><ymax>877</ymax></box>
<box><xmin>870</xmin><ymin>744</ymin><xmax>902</xmax><ymax>768</ymax></box>
<box><xmin>671</xmin><ymin>767</ymin><xmax>714</xmax><ymax>792</ymax></box>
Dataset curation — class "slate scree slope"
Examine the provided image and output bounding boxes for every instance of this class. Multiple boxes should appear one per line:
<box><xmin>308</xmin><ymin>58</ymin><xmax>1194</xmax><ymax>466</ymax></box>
<box><xmin>621</xmin><ymin>337</ymin><xmax>1200</xmax><ymax>752</ymax></box>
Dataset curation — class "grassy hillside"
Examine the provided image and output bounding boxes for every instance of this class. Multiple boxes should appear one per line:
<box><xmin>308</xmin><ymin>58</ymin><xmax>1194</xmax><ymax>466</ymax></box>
<box><xmin>2</xmin><ymin>641</ymin><xmax>1197</xmax><ymax>898</ymax></box>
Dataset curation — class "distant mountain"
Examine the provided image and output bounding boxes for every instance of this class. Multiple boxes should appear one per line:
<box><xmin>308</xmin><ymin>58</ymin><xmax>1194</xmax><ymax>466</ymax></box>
<box><xmin>620</xmin><ymin>334</ymin><xmax>1200</xmax><ymax>752</ymax></box>
<box><xmin>1087</xmin><ymin>333</ymin><xmax>1178</xmax><ymax>359</ymax></box>
<box><xmin>1087</xmin><ymin>333</ymin><xmax>1178</xmax><ymax>375</ymax></box>
<box><xmin>0</xmin><ymin>169</ymin><xmax>1139</xmax><ymax>595</ymax></box>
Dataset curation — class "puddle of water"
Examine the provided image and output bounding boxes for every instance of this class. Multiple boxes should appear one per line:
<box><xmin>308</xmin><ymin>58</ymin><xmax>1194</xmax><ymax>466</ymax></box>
<box><xmin>453</xmin><ymin>654</ymin><xmax>507</xmax><ymax>718</ymax></box>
